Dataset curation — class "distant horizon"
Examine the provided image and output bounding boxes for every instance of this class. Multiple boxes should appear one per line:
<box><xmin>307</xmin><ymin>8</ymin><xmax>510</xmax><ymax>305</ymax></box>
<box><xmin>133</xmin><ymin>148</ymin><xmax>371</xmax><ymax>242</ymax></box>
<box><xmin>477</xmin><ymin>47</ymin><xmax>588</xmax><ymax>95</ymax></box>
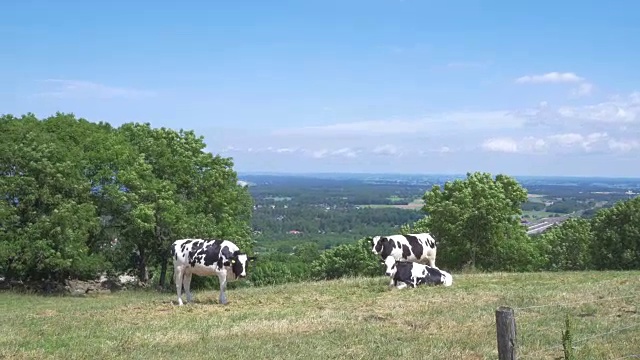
<box><xmin>236</xmin><ymin>170</ymin><xmax>640</xmax><ymax>181</ymax></box>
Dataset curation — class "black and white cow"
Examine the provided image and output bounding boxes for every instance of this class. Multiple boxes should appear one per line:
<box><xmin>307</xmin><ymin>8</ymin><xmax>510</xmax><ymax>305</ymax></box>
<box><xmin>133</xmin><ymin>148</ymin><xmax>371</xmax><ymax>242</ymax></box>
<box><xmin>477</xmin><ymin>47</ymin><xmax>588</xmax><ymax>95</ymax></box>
<box><xmin>387</xmin><ymin>260</ymin><xmax>452</xmax><ymax>289</ymax></box>
<box><xmin>171</xmin><ymin>238</ymin><xmax>255</xmax><ymax>305</ymax></box>
<box><xmin>370</xmin><ymin>233</ymin><xmax>438</xmax><ymax>284</ymax></box>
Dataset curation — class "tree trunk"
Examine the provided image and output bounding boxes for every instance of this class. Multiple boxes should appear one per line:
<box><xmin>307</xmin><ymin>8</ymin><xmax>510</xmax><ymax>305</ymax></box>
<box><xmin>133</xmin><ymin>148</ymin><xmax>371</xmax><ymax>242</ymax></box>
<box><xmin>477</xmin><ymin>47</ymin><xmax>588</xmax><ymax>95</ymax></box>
<box><xmin>137</xmin><ymin>246</ymin><xmax>149</xmax><ymax>283</ymax></box>
<box><xmin>158</xmin><ymin>256</ymin><xmax>168</xmax><ymax>288</ymax></box>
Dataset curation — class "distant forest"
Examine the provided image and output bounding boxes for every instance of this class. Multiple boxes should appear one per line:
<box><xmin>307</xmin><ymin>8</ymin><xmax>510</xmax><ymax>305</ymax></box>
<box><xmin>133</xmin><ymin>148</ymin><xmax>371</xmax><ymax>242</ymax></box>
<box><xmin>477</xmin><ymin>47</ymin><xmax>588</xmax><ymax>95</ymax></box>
<box><xmin>244</xmin><ymin>174</ymin><xmax>639</xmax><ymax>253</ymax></box>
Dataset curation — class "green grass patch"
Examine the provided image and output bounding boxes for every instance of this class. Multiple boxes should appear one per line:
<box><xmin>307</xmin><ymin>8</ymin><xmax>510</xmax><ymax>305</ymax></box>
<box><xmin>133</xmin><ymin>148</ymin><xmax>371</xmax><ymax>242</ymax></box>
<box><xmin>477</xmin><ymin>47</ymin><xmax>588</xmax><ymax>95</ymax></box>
<box><xmin>1</xmin><ymin>271</ymin><xmax>638</xmax><ymax>359</ymax></box>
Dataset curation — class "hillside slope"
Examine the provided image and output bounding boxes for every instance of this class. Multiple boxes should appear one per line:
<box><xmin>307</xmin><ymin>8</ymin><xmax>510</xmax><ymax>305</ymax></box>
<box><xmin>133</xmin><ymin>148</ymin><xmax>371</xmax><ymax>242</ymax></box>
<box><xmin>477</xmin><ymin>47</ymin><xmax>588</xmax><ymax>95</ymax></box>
<box><xmin>1</xmin><ymin>271</ymin><xmax>639</xmax><ymax>359</ymax></box>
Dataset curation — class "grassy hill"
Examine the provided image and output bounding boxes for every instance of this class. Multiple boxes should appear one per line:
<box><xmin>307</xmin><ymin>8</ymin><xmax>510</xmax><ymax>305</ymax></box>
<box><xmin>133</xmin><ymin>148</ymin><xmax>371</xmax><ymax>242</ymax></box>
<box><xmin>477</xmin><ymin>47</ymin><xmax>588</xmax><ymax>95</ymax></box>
<box><xmin>1</xmin><ymin>271</ymin><xmax>639</xmax><ymax>359</ymax></box>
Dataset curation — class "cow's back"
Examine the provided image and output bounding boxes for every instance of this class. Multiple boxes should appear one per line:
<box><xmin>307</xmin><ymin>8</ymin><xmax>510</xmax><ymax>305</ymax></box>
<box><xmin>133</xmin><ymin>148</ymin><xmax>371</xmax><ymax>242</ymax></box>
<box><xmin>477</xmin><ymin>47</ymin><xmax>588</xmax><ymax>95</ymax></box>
<box><xmin>172</xmin><ymin>238</ymin><xmax>242</xmax><ymax>276</ymax></box>
<box><xmin>381</xmin><ymin>233</ymin><xmax>437</xmax><ymax>265</ymax></box>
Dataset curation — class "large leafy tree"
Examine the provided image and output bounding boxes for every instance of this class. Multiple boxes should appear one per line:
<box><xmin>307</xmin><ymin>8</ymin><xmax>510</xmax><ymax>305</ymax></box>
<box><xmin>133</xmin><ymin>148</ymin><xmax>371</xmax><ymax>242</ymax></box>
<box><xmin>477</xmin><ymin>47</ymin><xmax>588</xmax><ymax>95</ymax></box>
<box><xmin>537</xmin><ymin>218</ymin><xmax>594</xmax><ymax>271</ymax></box>
<box><xmin>590</xmin><ymin>197</ymin><xmax>640</xmax><ymax>270</ymax></box>
<box><xmin>420</xmin><ymin>172</ymin><xmax>540</xmax><ymax>271</ymax></box>
<box><xmin>1</xmin><ymin>113</ymin><xmax>252</xmax><ymax>286</ymax></box>
<box><xmin>0</xmin><ymin>113</ymin><xmax>108</xmax><ymax>281</ymax></box>
<box><xmin>115</xmin><ymin>123</ymin><xmax>253</xmax><ymax>286</ymax></box>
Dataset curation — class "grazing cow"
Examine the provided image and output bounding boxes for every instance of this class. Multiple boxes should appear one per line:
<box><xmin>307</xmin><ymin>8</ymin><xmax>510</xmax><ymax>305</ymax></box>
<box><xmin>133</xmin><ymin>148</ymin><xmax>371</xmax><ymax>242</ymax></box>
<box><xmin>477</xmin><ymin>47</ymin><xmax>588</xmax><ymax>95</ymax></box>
<box><xmin>171</xmin><ymin>238</ymin><xmax>255</xmax><ymax>305</ymax></box>
<box><xmin>370</xmin><ymin>233</ymin><xmax>438</xmax><ymax>284</ymax></box>
<box><xmin>387</xmin><ymin>260</ymin><xmax>453</xmax><ymax>289</ymax></box>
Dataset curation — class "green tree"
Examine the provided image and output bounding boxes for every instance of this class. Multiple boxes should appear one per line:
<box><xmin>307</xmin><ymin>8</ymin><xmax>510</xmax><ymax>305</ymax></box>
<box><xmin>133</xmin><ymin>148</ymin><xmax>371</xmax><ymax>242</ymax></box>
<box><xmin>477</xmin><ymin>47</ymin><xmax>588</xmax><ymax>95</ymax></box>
<box><xmin>116</xmin><ymin>123</ymin><xmax>253</xmax><ymax>286</ymax></box>
<box><xmin>590</xmin><ymin>197</ymin><xmax>640</xmax><ymax>270</ymax></box>
<box><xmin>311</xmin><ymin>238</ymin><xmax>382</xmax><ymax>280</ymax></box>
<box><xmin>420</xmin><ymin>172</ymin><xmax>536</xmax><ymax>271</ymax></box>
<box><xmin>0</xmin><ymin>113</ymin><xmax>107</xmax><ymax>281</ymax></box>
<box><xmin>538</xmin><ymin>218</ymin><xmax>594</xmax><ymax>271</ymax></box>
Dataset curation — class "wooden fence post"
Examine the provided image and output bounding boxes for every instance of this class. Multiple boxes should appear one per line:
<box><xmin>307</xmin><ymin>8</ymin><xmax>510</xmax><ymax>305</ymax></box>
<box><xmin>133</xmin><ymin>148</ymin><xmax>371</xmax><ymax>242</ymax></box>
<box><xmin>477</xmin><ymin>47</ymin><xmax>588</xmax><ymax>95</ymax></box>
<box><xmin>496</xmin><ymin>306</ymin><xmax>517</xmax><ymax>360</ymax></box>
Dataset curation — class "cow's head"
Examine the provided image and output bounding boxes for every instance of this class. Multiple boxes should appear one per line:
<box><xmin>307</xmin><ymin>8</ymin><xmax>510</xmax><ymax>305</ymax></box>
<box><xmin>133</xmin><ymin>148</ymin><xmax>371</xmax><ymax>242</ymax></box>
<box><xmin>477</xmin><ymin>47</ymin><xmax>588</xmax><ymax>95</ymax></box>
<box><xmin>383</xmin><ymin>256</ymin><xmax>397</xmax><ymax>277</ymax></box>
<box><xmin>225</xmin><ymin>252</ymin><xmax>257</xmax><ymax>279</ymax></box>
<box><xmin>370</xmin><ymin>235</ymin><xmax>383</xmax><ymax>255</ymax></box>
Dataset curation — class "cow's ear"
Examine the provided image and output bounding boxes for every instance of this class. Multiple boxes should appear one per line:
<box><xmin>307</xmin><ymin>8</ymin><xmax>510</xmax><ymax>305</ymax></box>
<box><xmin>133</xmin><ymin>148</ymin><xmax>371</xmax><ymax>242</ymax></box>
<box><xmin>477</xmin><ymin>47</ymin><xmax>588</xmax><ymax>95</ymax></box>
<box><xmin>231</xmin><ymin>259</ymin><xmax>236</xmax><ymax>264</ymax></box>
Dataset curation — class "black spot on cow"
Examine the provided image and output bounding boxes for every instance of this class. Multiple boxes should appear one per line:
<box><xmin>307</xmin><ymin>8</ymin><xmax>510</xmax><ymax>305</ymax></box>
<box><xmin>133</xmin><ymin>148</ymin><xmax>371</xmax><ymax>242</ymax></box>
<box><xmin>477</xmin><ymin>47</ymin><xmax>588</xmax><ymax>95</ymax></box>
<box><xmin>180</xmin><ymin>239</ymin><xmax>193</xmax><ymax>253</ymax></box>
<box><xmin>202</xmin><ymin>240</ymin><xmax>224</xmax><ymax>267</ymax></box>
<box><xmin>187</xmin><ymin>240</ymin><xmax>207</xmax><ymax>267</ymax></box>
<box><xmin>401</xmin><ymin>244</ymin><xmax>411</xmax><ymax>258</ymax></box>
<box><xmin>403</xmin><ymin>234</ymin><xmax>423</xmax><ymax>260</ymax></box>
<box><xmin>392</xmin><ymin>261</ymin><xmax>414</xmax><ymax>287</ymax></box>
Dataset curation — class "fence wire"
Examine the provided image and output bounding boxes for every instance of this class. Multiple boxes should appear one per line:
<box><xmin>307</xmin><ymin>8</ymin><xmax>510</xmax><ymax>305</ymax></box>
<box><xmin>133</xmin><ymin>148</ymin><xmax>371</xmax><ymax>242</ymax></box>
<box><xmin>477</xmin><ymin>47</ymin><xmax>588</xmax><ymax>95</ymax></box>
<box><xmin>519</xmin><ymin>323</ymin><xmax>640</xmax><ymax>359</ymax></box>
<box><xmin>505</xmin><ymin>293</ymin><xmax>639</xmax><ymax>358</ymax></box>
<box><xmin>513</xmin><ymin>294</ymin><xmax>638</xmax><ymax>312</ymax></box>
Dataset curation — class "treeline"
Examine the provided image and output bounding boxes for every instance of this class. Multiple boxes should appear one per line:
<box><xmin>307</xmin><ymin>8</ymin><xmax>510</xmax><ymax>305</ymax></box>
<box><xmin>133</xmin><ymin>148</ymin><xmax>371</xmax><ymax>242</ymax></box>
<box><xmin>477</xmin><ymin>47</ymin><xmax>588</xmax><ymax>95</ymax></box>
<box><xmin>521</xmin><ymin>199</ymin><xmax>597</xmax><ymax>214</ymax></box>
<box><xmin>245</xmin><ymin>175</ymin><xmax>426</xmax><ymax>206</ymax></box>
<box><xmin>252</xmin><ymin>206</ymin><xmax>423</xmax><ymax>238</ymax></box>
<box><xmin>0</xmin><ymin>113</ymin><xmax>252</xmax><ymax>286</ymax></box>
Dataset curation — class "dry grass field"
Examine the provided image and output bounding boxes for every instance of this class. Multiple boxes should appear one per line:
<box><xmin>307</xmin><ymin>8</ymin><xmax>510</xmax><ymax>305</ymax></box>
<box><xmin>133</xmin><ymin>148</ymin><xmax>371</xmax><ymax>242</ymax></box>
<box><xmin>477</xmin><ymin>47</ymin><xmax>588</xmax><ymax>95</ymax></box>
<box><xmin>1</xmin><ymin>271</ymin><xmax>639</xmax><ymax>359</ymax></box>
<box><xmin>362</xmin><ymin>198</ymin><xmax>425</xmax><ymax>210</ymax></box>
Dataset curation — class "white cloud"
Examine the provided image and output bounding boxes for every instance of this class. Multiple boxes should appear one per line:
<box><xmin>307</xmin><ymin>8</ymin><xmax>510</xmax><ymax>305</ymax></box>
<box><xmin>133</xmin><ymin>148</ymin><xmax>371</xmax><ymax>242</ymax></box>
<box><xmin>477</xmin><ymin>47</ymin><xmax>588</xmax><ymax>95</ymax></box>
<box><xmin>36</xmin><ymin>79</ymin><xmax>156</xmax><ymax>99</ymax></box>
<box><xmin>304</xmin><ymin>147</ymin><xmax>360</xmax><ymax>159</ymax></box>
<box><xmin>372</xmin><ymin>144</ymin><xmax>400</xmax><ymax>156</ymax></box>
<box><xmin>570</xmin><ymin>82</ymin><xmax>595</xmax><ymax>98</ymax></box>
<box><xmin>481</xmin><ymin>132</ymin><xmax>639</xmax><ymax>154</ymax></box>
<box><xmin>273</xmin><ymin>111</ymin><xmax>526</xmax><ymax>137</ymax></box>
<box><xmin>515</xmin><ymin>72</ymin><xmax>584</xmax><ymax>84</ymax></box>
<box><xmin>331</xmin><ymin>147</ymin><xmax>358</xmax><ymax>158</ymax></box>
<box><xmin>517</xmin><ymin>92</ymin><xmax>640</xmax><ymax>128</ymax></box>
<box><xmin>608</xmin><ymin>139</ymin><xmax>640</xmax><ymax>152</ymax></box>
<box><xmin>556</xmin><ymin>93</ymin><xmax>640</xmax><ymax>124</ymax></box>
<box><xmin>481</xmin><ymin>138</ymin><xmax>519</xmax><ymax>153</ymax></box>
<box><xmin>312</xmin><ymin>149</ymin><xmax>329</xmax><ymax>158</ymax></box>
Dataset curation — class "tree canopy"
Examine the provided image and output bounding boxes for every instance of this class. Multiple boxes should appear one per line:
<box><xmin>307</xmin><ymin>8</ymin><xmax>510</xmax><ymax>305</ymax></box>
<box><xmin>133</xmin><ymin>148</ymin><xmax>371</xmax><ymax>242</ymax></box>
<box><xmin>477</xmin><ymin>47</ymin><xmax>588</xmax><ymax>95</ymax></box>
<box><xmin>0</xmin><ymin>113</ymin><xmax>252</xmax><ymax>285</ymax></box>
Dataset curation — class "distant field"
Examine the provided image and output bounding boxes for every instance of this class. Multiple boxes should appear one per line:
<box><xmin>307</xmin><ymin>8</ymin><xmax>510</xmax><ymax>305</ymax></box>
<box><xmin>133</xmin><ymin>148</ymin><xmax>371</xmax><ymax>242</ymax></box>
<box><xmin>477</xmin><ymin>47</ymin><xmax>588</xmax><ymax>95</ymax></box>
<box><xmin>522</xmin><ymin>210</ymin><xmax>557</xmax><ymax>220</ymax></box>
<box><xmin>1</xmin><ymin>271</ymin><xmax>638</xmax><ymax>359</ymax></box>
<box><xmin>360</xmin><ymin>198</ymin><xmax>425</xmax><ymax>210</ymax></box>
<box><xmin>527</xmin><ymin>194</ymin><xmax>548</xmax><ymax>203</ymax></box>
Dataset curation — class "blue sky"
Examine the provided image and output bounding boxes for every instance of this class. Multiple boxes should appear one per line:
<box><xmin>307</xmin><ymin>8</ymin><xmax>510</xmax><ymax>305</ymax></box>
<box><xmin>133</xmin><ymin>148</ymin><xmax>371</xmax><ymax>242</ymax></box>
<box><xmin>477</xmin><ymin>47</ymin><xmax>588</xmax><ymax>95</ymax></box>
<box><xmin>3</xmin><ymin>0</ymin><xmax>640</xmax><ymax>177</ymax></box>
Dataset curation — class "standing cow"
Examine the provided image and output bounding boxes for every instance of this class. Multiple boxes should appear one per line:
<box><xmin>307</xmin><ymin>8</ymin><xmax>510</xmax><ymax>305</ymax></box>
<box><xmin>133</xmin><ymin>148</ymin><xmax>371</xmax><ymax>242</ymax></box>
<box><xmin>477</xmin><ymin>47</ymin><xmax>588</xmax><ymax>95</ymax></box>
<box><xmin>387</xmin><ymin>260</ymin><xmax>453</xmax><ymax>289</ymax></box>
<box><xmin>171</xmin><ymin>238</ymin><xmax>255</xmax><ymax>305</ymax></box>
<box><xmin>369</xmin><ymin>233</ymin><xmax>438</xmax><ymax>286</ymax></box>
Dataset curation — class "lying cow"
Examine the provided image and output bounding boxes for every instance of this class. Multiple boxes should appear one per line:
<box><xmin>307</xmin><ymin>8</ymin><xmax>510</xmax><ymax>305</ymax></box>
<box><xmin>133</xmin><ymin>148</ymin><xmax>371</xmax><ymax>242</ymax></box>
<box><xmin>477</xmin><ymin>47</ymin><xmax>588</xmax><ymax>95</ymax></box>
<box><xmin>171</xmin><ymin>238</ymin><xmax>255</xmax><ymax>305</ymax></box>
<box><xmin>387</xmin><ymin>260</ymin><xmax>453</xmax><ymax>289</ymax></box>
<box><xmin>370</xmin><ymin>233</ymin><xmax>438</xmax><ymax>285</ymax></box>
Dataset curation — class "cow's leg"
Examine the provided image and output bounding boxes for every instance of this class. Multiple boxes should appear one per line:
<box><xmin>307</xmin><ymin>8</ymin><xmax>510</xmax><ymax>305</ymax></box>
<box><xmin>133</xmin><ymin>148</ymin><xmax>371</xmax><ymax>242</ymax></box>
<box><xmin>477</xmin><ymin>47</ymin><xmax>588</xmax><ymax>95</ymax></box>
<box><xmin>217</xmin><ymin>272</ymin><xmax>228</xmax><ymax>305</ymax></box>
<box><xmin>183</xmin><ymin>272</ymin><xmax>193</xmax><ymax>303</ymax></box>
<box><xmin>174</xmin><ymin>266</ymin><xmax>184</xmax><ymax>306</ymax></box>
<box><xmin>428</xmin><ymin>250</ymin><xmax>437</xmax><ymax>268</ymax></box>
<box><xmin>396</xmin><ymin>282</ymin><xmax>408</xmax><ymax>290</ymax></box>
